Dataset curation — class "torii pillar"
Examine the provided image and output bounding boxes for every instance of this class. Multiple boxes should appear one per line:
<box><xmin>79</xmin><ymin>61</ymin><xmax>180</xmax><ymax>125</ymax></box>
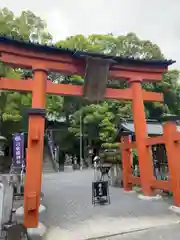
<box><xmin>130</xmin><ymin>78</ymin><xmax>154</xmax><ymax>195</ymax></box>
<box><xmin>24</xmin><ymin>67</ymin><xmax>47</xmax><ymax>227</ymax></box>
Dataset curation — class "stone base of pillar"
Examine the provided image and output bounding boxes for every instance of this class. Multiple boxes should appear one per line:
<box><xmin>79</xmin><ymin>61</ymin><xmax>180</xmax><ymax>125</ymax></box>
<box><xmin>138</xmin><ymin>194</ymin><xmax>162</xmax><ymax>200</ymax></box>
<box><xmin>169</xmin><ymin>205</ymin><xmax>180</xmax><ymax>214</ymax></box>
<box><xmin>15</xmin><ymin>204</ymin><xmax>47</xmax><ymax>237</ymax></box>
<box><xmin>27</xmin><ymin>222</ymin><xmax>46</xmax><ymax>237</ymax></box>
<box><xmin>15</xmin><ymin>204</ymin><xmax>46</xmax><ymax>217</ymax></box>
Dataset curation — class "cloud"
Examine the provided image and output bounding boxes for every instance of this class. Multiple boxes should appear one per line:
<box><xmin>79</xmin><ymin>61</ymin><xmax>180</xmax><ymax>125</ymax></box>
<box><xmin>1</xmin><ymin>0</ymin><xmax>180</xmax><ymax>68</ymax></box>
<box><xmin>45</xmin><ymin>10</ymin><xmax>70</xmax><ymax>41</ymax></box>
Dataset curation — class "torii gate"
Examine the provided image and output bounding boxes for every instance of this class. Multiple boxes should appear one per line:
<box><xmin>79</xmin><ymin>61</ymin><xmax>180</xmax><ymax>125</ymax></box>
<box><xmin>0</xmin><ymin>36</ymin><xmax>175</xmax><ymax>228</ymax></box>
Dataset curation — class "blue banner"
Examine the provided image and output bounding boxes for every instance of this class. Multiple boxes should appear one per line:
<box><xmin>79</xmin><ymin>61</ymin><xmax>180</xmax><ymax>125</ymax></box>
<box><xmin>12</xmin><ymin>133</ymin><xmax>24</xmax><ymax>167</ymax></box>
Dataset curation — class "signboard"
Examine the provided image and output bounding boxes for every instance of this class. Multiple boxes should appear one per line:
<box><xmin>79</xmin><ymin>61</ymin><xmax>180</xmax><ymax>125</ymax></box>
<box><xmin>12</xmin><ymin>133</ymin><xmax>24</xmax><ymax>167</ymax></box>
<box><xmin>92</xmin><ymin>181</ymin><xmax>110</xmax><ymax>205</ymax></box>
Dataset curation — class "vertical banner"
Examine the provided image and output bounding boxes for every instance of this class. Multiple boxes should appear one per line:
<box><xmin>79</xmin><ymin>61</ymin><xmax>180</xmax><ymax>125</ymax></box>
<box><xmin>12</xmin><ymin>133</ymin><xmax>24</xmax><ymax>167</ymax></box>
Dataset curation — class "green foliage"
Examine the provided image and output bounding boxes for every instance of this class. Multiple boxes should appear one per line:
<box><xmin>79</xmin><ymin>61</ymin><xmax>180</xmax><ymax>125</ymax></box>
<box><xmin>69</xmin><ymin>102</ymin><xmax>117</xmax><ymax>144</ymax></box>
<box><xmin>0</xmin><ymin>7</ymin><xmax>52</xmax><ymax>136</ymax></box>
<box><xmin>101</xmin><ymin>142</ymin><xmax>119</xmax><ymax>149</ymax></box>
<box><xmin>101</xmin><ymin>151</ymin><xmax>121</xmax><ymax>164</ymax></box>
<box><xmin>57</xmin><ymin>33</ymin><xmax>163</xmax><ymax>60</ymax></box>
<box><xmin>1</xmin><ymin>7</ymin><xmax>180</xmax><ymax>156</ymax></box>
<box><xmin>0</xmin><ymin>7</ymin><xmax>52</xmax><ymax>43</ymax></box>
<box><xmin>132</xmin><ymin>149</ymin><xmax>138</xmax><ymax>167</ymax></box>
<box><xmin>62</xmin><ymin>34</ymin><xmax>180</xmax><ymax>151</ymax></box>
<box><xmin>46</xmin><ymin>95</ymin><xmax>64</xmax><ymax>117</ymax></box>
<box><xmin>162</xmin><ymin>70</ymin><xmax>180</xmax><ymax>115</ymax></box>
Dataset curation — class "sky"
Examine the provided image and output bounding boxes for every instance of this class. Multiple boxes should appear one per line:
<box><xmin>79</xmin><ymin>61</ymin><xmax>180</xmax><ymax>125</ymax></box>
<box><xmin>1</xmin><ymin>0</ymin><xmax>180</xmax><ymax>68</ymax></box>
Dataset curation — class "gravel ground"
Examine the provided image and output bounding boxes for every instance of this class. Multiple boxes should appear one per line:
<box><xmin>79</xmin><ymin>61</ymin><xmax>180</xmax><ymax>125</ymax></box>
<box><xmin>40</xmin><ymin>169</ymin><xmax>180</xmax><ymax>240</ymax></box>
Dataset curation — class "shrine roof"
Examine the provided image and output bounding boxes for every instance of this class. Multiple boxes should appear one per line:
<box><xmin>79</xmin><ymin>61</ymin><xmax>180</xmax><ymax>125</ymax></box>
<box><xmin>0</xmin><ymin>35</ymin><xmax>175</xmax><ymax>67</ymax></box>
<box><xmin>117</xmin><ymin>119</ymin><xmax>180</xmax><ymax>137</ymax></box>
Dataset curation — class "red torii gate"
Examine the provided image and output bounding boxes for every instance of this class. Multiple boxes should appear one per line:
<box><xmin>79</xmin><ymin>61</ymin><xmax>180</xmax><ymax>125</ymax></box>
<box><xmin>0</xmin><ymin>36</ymin><xmax>175</xmax><ymax>228</ymax></box>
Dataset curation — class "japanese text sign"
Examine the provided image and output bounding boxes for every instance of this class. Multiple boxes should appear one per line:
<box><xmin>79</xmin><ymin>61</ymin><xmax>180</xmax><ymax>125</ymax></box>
<box><xmin>12</xmin><ymin>133</ymin><xmax>24</xmax><ymax>167</ymax></box>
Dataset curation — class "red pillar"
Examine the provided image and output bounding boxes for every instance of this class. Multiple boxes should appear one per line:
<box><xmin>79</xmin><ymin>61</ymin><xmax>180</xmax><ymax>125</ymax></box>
<box><xmin>24</xmin><ymin>67</ymin><xmax>47</xmax><ymax>227</ymax></box>
<box><xmin>163</xmin><ymin>122</ymin><xmax>180</xmax><ymax>206</ymax></box>
<box><xmin>121</xmin><ymin>135</ymin><xmax>132</xmax><ymax>191</ymax></box>
<box><xmin>130</xmin><ymin>79</ymin><xmax>153</xmax><ymax>195</ymax></box>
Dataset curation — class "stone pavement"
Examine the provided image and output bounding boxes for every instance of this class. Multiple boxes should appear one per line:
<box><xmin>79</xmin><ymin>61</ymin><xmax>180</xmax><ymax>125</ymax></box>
<box><xmin>101</xmin><ymin>223</ymin><xmax>180</xmax><ymax>239</ymax></box>
<box><xmin>41</xmin><ymin>169</ymin><xmax>180</xmax><ymax>240</ymax></box>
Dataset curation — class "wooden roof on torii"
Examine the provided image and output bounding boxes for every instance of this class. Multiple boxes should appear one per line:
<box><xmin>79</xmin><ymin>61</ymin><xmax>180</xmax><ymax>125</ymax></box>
<box><xmin>0</xmin><ymin>35</ymin><xmax>175</xmax><ymax>67</ymax></box>
<box><xmin>0</xmin><ymin>34</ymin><xmax>175</xmax><ymax>102</ymax></box>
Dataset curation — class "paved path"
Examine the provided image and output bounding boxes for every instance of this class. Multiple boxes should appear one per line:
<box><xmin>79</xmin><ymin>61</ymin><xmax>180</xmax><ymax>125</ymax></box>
<box><xmin>103</xmin><ymin>224</ymin><xmax>180</xmax><ymax>239</ymax></box>
<box><xmin>41</xmin><ymin>169</ymin><xmax>180</xmax><ymax>240</ymax></box>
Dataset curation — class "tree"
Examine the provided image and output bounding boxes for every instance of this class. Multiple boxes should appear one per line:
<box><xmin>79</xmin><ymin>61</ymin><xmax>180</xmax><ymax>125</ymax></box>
<box><xmin>144</xmin><ymin>70</ymin><xmax>180</xmax><ymax>118</ymax></box>
<box><xmin>0</xmin><ymin>7</ymin><xmax>52</xmax><ymax>135</ymax></box>
<box><xmin>0</xmin><ymin>7</ymin><xmax>52</xmax><ymax>43</ymax></box>
<box><xmin>59</xmin><ymin>33</ymin><xmax>167</xmax><ymax>151</ymax></box>
<box><xmin>1</xmin><ymin>7</ymin><xmax>179</xmax><ymax>156</ymax></box>
<box><xmin>57</xmin><ymin>33</ymin><xmax>164</xmax><ymax>59</ymax></box>
<box><xmin>46</xmin><ymin>95</ymin><xmax>64</xmax><ymax>118</ymax></box>
<box><xmin>162</xmin><ymin>70</ymin><xmax>180</xmax><ymax>115</ymax></box>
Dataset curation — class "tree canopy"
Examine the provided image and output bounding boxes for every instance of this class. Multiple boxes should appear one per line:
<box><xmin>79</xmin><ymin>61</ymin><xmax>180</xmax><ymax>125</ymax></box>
<box><xmin>0</xmin><ymin>7</ymin><xmax>179</xmax><ymax>153</ymax></box>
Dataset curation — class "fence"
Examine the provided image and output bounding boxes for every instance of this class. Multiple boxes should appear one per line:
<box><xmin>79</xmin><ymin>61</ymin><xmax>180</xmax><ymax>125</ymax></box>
<box><xmin>121</xmin><ymin>121</ymin><xmax>180</xmax><ymax>205</ymax></box>
<box><xmin>0</xmin><ymin>175</ymin><xmax>15</xmax><ymax>232</ymax></box>
<box><xmin>132</xmin><ymin>144</ymin><xmax>169</xmax><ymax>181</ymax></box>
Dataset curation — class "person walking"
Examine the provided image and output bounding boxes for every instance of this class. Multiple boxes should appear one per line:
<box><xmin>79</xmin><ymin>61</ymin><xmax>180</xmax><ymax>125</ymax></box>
<box><xmin>58</xmin><ymin>150</ymin><xmax>65</xmax><ymax>171</ymax></box>
<box><xmin>93</xmin><ymin>155</ymin><xmax>100</xmax><ymax>181</ymax></box>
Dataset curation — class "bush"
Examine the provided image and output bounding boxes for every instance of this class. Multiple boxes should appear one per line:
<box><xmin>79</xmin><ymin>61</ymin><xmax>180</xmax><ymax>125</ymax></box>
<box><xmin>101</xmin><ymin>142</ymin><xmax>119</xmax><ymax>149</ymax></box>
<box><xmin>100</xmin><ymin>142</ymin><xmax>121</xmax><ymax>164</ymax></box>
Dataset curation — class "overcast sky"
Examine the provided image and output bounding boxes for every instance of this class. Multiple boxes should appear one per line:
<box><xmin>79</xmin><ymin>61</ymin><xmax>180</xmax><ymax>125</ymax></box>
<box><xmin>1</xmin><ymin>0</ymin><xmax>180</xmax><ymax>68</ymax></box>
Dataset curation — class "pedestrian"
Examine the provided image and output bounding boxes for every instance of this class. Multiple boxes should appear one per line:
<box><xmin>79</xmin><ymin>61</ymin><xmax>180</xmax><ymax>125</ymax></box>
<box><xmin>93</xmin><ymin>155</ymin><xmax>100</xmax><ymax>168</ymax></box>
<box><xmin>93</xmin><ymin>155</ymin><xmax>100</xmax><ymax>181</ymax></box>
<box><xmin>58</xmin><ymin>150</ymin><xmax>65</xmax><ymax>171</ymax></box>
